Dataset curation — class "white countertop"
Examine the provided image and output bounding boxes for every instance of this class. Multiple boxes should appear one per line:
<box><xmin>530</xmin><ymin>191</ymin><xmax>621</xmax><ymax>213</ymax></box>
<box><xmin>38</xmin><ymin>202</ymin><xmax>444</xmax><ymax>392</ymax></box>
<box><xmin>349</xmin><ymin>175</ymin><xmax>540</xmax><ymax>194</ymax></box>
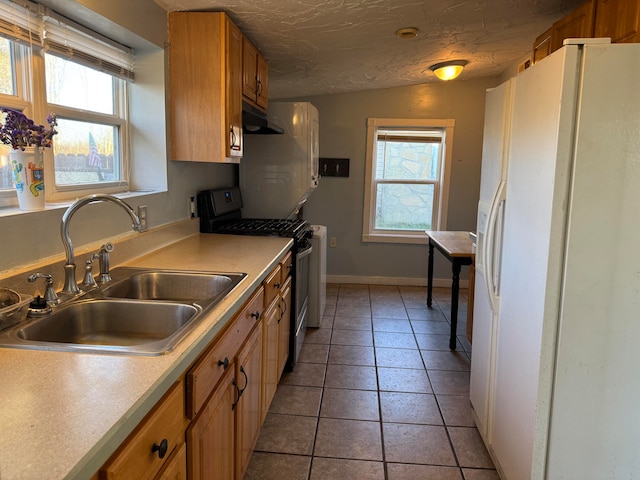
<box><xmin>0</xmin><ymin>233</ymin><xmax>292</xmax><ymax>480</ymax></box>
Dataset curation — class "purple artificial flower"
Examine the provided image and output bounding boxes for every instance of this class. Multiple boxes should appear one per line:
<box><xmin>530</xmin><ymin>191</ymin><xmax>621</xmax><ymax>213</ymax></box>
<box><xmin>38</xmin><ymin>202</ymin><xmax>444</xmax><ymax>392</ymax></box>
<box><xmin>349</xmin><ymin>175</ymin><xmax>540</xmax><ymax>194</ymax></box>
<box><xmin>0</xmin><ymin>107</ymin><xmax>57</xmax><ymax>150</ymax></box>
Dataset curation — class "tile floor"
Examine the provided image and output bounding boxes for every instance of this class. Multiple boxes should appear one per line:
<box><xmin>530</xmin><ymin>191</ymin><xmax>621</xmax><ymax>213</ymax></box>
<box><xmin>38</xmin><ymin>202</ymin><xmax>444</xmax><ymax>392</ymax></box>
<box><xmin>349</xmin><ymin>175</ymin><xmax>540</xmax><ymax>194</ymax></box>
<box><xmin>244</xmin><ymin>284</ymin><xmax>498</xmax><ymax>480</ymax></box>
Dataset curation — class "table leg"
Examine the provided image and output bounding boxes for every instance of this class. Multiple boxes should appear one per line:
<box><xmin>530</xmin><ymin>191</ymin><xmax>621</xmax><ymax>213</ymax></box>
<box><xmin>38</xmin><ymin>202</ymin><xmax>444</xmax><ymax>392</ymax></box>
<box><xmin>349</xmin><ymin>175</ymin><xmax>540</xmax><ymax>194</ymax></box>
<box><xmin>427</xmin><ymin>240</ymin><xmax>434</xmax><ymax>307</ymax></box>
<box><xmin>450</xmin><ymin>260</ymin><xmax>461</xmax><ymax>350</ymax></box>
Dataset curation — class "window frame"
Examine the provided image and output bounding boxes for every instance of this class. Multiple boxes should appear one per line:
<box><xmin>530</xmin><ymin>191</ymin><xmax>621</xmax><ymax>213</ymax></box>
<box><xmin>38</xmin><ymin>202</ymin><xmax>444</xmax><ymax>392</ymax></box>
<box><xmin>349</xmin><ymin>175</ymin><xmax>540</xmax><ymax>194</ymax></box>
<box><xmin>43</xmin><ymin>53</ymin><xmax>131</xmax><ymax>201</ymax></box>
<box><xmin>0</xmin><ymin>0</ymin><xmax>135</xmax><ymax>205</ymax></box>
<box><xmin>362</xmin><ymin>118</ymin><xmax>455</xmax><ymax>244</ymax></box>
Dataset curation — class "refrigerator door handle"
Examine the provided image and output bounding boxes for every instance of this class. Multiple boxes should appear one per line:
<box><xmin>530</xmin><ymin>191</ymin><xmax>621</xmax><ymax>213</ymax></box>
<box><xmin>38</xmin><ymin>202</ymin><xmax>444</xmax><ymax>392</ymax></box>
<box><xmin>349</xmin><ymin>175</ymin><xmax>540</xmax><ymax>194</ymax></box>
<box><xmin>483</xmin><ymin>179</ymin><xmax>506</xmax><ymax>315</ymax></box>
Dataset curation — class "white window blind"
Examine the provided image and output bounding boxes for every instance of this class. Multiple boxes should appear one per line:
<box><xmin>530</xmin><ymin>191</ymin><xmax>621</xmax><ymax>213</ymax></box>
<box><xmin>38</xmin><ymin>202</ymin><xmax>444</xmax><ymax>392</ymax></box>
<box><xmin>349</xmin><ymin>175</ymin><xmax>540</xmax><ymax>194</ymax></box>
<box><xmin>43</xmin><ymin>12</ymin><xmax>134</xmax><ymax>81</ymax></box>
<box><xmin>0</xmin><ymin>0</ymin><xmax>134</xmax><ymax>81</ymax></box>
<box><xmin>0</xmin><ymin>0</ymin><xmax>41</xmax><ymax>46</ymax></box>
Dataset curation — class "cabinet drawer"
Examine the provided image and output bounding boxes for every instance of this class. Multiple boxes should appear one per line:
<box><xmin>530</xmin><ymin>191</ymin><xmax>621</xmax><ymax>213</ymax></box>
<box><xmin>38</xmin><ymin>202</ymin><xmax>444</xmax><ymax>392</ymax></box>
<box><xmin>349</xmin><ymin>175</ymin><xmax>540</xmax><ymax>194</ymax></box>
<box><xmin>280</xmin><ymin>250</ymin><xmax>293</xmax><ymax>286</ymax></box>
<box><xmin>100</xmin><ymin>380</ymin><xmax>186</xmax><ymax>480</ymax></box>
<box><xmin>264</xmin><ymin>265</ymin><xmax>281</xmax><ymax>307</ymax></box>
<box><xmin>187</xmin><ymin>324</ymin><xmax>238</xmax><ymax>419</ymax></box>
<box><xmin>187</xmin><ymin>286</ymin><xmax>265</xmax><ymax>419</ymax></box>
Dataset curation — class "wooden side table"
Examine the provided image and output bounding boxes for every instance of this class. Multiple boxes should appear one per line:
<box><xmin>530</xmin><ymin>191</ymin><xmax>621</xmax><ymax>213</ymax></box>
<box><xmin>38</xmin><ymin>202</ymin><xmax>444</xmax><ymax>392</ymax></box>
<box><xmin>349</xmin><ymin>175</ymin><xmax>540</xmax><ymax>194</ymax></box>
<box><xmin>426</xmin><ymin>231</ymin><xmax>475</xmax><ymax>350</ymax></box>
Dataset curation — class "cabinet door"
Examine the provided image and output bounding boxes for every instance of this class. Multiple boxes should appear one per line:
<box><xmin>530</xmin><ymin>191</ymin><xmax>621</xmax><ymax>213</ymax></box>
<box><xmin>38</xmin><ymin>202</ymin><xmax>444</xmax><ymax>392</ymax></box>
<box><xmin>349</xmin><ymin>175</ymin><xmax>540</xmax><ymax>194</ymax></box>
<box><xmin>226</xmin><ymin>18</ymin><xmax>243</xmax><ymax>158</ymax></box>
<box><xmin>551</xmin><ymin>0</ymin><xmax>595</xmax><ymax>51</ymax></box>
<box><xmin>261</xmin><ymin>297</ymin><xmax>280</xmax><ymax>422</ymax></box>
<box><xmin>187</xmin><ymin>367</ymin><xmax>236</xmax><ymax>480</ymax></box>
<box><xmin>255</xmin><ymin>53</ymin><xmax>269</xmax><ymax>110</ymax></box>
<box><xmin>278</xmin><ymin>278</ymin><xmax>292</xmax><ymax>377</ymax></box>
<box><xmin>594</xmin><ymin>0</ymin><xmax>640</xmax><ymax>43</ymax></box>
<box><xmin>100</xmin><ymin>381</ymin><xmax>187</xmax><ymax>480</ymax></box>
<box><xmin>242</xmin><ymin>38</ymin><xmax>258</xmax><ymax>101</ymax></box>
<box><xmin>168</xmin><ymin>12</ymin><xmax>242</xmax><ymax>163</ymax></box>
<box><xmin>532</xmin><ymin>27</ymin><xmax>553</xmax><ymax>64</ymax></box>
<box><xmin>235</xmin><ymin>323</ymin><xmax>263</xmax><ymax>480</ymax></box>
<box><xmin>156</xmin><ymin>443</ymin><xmax>187</xmax><ymax>480</ymax></box>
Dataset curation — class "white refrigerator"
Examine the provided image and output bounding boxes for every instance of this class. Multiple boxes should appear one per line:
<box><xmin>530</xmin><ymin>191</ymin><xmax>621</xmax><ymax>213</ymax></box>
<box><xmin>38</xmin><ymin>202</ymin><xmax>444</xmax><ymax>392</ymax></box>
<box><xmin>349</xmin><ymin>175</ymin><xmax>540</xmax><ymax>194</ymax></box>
<box><xmin>469</xmin><ymin>77</ymin><xmax>513</xmax><ymax>441</ymax></box>
<box><xmin>472</xmin><ymin>39</ymin><xmax>640</xmax><ymax>480</ymax></box>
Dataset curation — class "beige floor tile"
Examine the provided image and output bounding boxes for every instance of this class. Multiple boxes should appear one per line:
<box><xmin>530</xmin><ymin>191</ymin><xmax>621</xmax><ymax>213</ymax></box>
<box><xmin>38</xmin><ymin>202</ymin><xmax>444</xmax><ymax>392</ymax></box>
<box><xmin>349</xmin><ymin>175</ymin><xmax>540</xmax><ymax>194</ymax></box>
<box><xmin>461</xmin><ymin>468</ymin><xmax>501</xmax><ymax>480</ymax></box>
<box><xmin>448</xmin><ymin>427</ymin><xmax>495</xmax><ymax>469</ymax></box>
<box><xmin>436</xmin><ymin>394</ymin><xmax>476</xmax><ymax>427</ymax></box>
<box><xmin>412</xmin><ymin>321</ymin><xmax>452</xmax><ymax>335</ymax></box>
<box><xmin>335</xmin><ymin>304</ymin><xmax>371</xmax><ymax>317</ymax></box>
<box><xmin>320</xmin><ymin>388</ymin><xmax>379</xmax><ymax>421</ymax></box>
<box><xmin>372</xmin><ymin>318</ymin><xmax>413</xmax><ymax>333</ymax></box>
<box><xmin>279</xmin><ymin>362</ymin><xmax>326</xmax><ymax>387</ymax></box>
<box><xmin>268</xmin><ymin>385</ymin><xmax>323</xmax><ymax>417</ymax></box>
<box><xmin>305</xmin><ymin>327</ymin><xmax>332</xmax><ymax>344</ymax></box>
<box><xmin>383</xmin><ymin>423</ymin><xmax>456</xmax><ymax>465</ymax></box>
<box><xmin>421</xmin><ymin>350</ymin><xmax>471</xmax><ymax>371</ymax></box>
<box><xmin>377</xmin><ymin>367</ymin><xmax>432</xmax><ymax>393</ymax></box>
<box><xmin>324</xmin><ymin>364</ymin><xmax>378</xmax><ymax>390</ymax></box>
<box><xmin>254</xmin><ymin>413</ymin><xmax>317</xmax><ymax>455</ymax></box>
<box><xmin>375</xmin><ymin>347</ymin><xmax>425</xmax><ymax>369</ymax></box>
<box><xmin>428</xmin><ymin>370</ymin><xmax>470</xmax><ymax>395</ymax></box>
<box><xmin>417</xmin><ymin>334</ymin><xmax>462</xmax><ymax>351</ymax></box>
<box><xmin>380</xmin><ymin>392</ymin><xmax>442</xmax><ymax>425</ymax></box>
<box><xmin>298</xmin><ymin>343</ymin><xmax>330</xmax><ymax>364</ymax></box>
<box><xmin>407</xmin><ymin>307</ymin><xmax>448</xmax><ymax>321</ymax></box>
<box><xmin>330</xmin><ymin>328</ymin><xmax>374</xmax><ymax>346</ymax></box>
<box><xmin>371</xmin><ymin>304</ymin><xmax>408</xmax><ymax>319</ymax></box>
<box><xmin>314</xmin><ymin>418</ymin><xmax>383</xmax><ymax>460</ymax></box>
<box><xmin>386</xmin><ymin>463</ymin><xmax>463</xmax><ymax>480</ymax></box>
<box><xmin>310</xmin><ymin>458</ymin><xmax>385</xmax><ymax>480</ymax></box>
<box><xmin>243</xmin><ymin>452</ymin><xmax>311</xmax><ymax>480</ymax></box>
<box><xmin>328</xmin><ymin>344</ymin><xmax>375</xmax><ymax>366</ymax></box>
<box><xmin>373</xmin><ymin>331</ymin><xmax>418</xmax><ymax>349</ymax></box>
<box><xmin>333</xmin><ymin>315</ymin><xmax>372</xmax><ymax>331</ymax></box>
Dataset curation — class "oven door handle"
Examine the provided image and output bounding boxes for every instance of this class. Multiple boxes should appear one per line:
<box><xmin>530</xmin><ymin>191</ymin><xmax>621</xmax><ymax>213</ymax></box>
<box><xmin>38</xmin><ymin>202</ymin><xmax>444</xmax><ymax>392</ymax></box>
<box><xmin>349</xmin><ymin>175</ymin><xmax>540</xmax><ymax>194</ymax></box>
<box><xmin>296</xmin><ymin>244</ymin><xmax>313</xmax><ymax>259</ymax></box>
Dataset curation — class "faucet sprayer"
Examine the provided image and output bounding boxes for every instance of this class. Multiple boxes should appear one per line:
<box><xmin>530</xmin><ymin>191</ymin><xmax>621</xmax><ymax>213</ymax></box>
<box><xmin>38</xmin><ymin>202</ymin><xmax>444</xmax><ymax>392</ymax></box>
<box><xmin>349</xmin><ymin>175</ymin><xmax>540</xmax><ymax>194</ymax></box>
<box><xmin>60</xmin><ymin>194</ymin><xmax>142</xmax><ymax>295</ymax></box>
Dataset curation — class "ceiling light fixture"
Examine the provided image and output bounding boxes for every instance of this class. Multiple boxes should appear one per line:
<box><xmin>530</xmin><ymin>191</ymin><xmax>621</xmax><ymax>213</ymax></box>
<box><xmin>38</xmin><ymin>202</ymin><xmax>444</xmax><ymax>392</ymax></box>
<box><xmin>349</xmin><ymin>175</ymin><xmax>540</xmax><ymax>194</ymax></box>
<box><xmin>430</xmin><ymin>60</ymin><xmax>468</xmax><ymax>81</ymax></box>
<box><xmin>395</xmin><ymin>27</ymin><xmax>419</xmax><ymax>39</ymax></box>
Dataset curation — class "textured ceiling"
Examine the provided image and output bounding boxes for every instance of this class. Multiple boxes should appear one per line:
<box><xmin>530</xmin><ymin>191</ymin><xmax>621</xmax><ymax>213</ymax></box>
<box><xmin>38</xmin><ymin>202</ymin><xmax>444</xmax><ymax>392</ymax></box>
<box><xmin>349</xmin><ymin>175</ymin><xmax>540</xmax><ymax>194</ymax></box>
<box><xmin>153</xmin><ymin>0</ymin><xmax>582</xmax><ymax>99</ymax></box>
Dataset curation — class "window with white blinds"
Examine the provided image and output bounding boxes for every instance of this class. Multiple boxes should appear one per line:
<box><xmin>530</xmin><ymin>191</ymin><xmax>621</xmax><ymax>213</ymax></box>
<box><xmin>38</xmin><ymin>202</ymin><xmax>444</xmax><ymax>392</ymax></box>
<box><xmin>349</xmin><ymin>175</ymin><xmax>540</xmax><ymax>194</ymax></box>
<box><xmin>363</xmin><ymin>118</ymin><xmax>455</xmax><ymax>244</ymax></box>
<box><xmin>0</xmin><ymin>0</ymin><xmax>135</xmax><ymax>203</ymax></box>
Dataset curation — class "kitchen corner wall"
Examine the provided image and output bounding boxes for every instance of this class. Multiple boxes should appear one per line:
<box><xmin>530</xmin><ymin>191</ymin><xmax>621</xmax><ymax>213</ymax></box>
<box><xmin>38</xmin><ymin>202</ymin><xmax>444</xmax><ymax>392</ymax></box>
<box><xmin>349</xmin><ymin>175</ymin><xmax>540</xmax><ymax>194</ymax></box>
<box><xmin>286</xmin><ymin>78</ymin><xmax>500</xmax><ymax>284</ymax></box>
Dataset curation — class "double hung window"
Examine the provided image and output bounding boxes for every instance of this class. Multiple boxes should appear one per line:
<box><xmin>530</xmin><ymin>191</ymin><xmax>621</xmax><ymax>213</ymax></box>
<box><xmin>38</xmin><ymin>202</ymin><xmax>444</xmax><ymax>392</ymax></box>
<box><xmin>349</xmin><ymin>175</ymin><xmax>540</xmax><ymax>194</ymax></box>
<box><xmin>0</xmin><ymin>0</ymin><xmax>135</xmax><ymax>205</ymax></box>
<box><xmin>363</xmin><ymin>118</ymin><xmax>454</xmax><ymax>244</ymax></box>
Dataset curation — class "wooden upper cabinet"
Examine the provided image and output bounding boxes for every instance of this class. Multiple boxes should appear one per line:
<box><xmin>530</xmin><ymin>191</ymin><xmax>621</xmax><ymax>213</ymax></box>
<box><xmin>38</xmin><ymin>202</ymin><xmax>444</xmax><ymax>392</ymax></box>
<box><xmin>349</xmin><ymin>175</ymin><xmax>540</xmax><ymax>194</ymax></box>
<box><xmin>594</xmin><ymin>0</ymin><xmax>640</xmax><ymax>43</ymax></box>
<box><xmin>242</xmin><ymin>36</ymin><xmax>269</xmax><ymax>111</ymax></box>
<box><xmin>533</xmin><ymin>27</ymin><xmax>554</xmax><ymax>64</ymax></box>
<box><xmin>551</xmin><ymin>0</ymin><xmax>595</xmax><ymax>50</ymax></box>
<box><xmin>168</xmin><ymin>12</ymin><xmax>243</xmax><ymax>163</ymax></box>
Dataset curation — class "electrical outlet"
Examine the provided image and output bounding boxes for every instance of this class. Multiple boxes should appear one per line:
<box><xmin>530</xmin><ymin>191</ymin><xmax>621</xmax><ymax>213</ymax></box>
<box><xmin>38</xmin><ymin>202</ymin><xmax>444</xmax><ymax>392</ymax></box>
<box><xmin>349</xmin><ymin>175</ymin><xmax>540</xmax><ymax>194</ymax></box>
<box><xmin>329</xmin><ymin>237</ymin><xmax>337</xmax><ymax>248</ymax></box>
<box><xmin>137</xmin><ymin>205</ymin><xmax>149</xmax><ymax>231</ymax></box>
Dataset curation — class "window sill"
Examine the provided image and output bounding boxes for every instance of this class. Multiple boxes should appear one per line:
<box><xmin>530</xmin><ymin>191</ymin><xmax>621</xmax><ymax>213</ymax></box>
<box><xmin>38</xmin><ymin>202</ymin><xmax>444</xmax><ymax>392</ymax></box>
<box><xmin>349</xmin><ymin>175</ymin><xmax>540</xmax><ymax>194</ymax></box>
<box><xmin>362</xmin><ymin>232</ymin><xmax>429</xmax><ymax>245</ymax></box>
<box><xmin>0</xmin><ymin>189</ymin><xmax>164</xmax><ymax>219</ymax></box>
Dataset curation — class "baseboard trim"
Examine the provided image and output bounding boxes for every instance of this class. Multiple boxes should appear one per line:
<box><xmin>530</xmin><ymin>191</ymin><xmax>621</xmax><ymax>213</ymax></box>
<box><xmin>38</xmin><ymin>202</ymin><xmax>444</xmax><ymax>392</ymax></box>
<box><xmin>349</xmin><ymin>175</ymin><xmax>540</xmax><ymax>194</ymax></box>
<box><xmin>326</xmin><ymin>274</ymin><xmax>469</xmax><ymax>288</ymax></box>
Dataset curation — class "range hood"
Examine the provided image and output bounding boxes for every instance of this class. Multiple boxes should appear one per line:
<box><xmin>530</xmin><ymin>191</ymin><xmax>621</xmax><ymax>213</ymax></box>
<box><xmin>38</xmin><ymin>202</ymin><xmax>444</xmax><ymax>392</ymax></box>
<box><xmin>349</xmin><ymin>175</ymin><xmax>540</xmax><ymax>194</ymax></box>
<box><xmin>242</xmin><ymin>101</ymin><xmax>284</xmax><ymax>135</ymax></box>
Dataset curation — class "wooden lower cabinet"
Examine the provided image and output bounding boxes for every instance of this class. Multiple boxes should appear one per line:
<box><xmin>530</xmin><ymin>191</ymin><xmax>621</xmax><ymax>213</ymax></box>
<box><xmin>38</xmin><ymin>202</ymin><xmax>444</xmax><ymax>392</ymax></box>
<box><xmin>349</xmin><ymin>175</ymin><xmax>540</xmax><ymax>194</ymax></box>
<box><xmin>96</xmin><ymin>250</ymin><xmax>292</xmax><ymax>480</ymax></box>
<box><xmin>156</xmin><ymin>443</ymin><xmax>187</xmax><ymax>480</ymax></box>
<box><xmin>98</xmin><ymin>381</ymin><xmax>188</xmax><ymax>480</ymax></box>
<box><xmin>187</xmin><ymin>366</ymin><xmax>236</xmax><ymax>480</ymax></box>
<box><xmin>235</xmin><ymin>324</ymin><xmax>263</xmax><ymax>479</ymax></box>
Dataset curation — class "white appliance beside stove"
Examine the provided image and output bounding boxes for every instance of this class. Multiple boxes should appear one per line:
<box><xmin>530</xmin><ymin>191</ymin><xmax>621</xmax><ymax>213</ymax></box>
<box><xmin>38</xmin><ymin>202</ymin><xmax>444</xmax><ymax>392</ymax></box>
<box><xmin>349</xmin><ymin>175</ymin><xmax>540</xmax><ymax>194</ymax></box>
<box><xmin>240</xmin><ymin>102</ymin><xmax>319</xmax><ymax>219</ymax></box>
<box><xmin>307</xmin><ymin>225</ymin><xmax>326</xmax><ymax>328</ymax></box>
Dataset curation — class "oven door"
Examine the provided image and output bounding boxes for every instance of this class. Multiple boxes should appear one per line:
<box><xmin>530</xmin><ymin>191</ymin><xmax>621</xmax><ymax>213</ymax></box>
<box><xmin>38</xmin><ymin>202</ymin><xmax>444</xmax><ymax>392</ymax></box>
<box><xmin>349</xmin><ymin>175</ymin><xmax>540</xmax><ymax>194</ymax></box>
<box><xmin>291</xmin><ymin>242</ymin><xmax>313</xmax><ymax>367</ymax></box>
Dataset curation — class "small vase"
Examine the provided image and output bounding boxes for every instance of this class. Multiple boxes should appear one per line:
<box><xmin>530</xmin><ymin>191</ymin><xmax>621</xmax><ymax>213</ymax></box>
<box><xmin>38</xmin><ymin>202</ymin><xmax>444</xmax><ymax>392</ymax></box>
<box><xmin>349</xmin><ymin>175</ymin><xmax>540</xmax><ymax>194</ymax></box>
<box><xmin>10</xmin><ymin>147</ymin><xmax>45</xmax><ymax>211</ymax></box>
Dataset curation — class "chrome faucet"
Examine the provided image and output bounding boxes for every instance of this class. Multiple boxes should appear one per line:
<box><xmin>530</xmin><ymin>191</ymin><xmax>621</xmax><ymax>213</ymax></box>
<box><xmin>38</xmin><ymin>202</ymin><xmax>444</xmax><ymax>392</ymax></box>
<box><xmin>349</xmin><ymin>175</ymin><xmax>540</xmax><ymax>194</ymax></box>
<box><xmin>60</xmin><ymin>194</ymin><xmax>143</xmax><ymax>295</ymax></box>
